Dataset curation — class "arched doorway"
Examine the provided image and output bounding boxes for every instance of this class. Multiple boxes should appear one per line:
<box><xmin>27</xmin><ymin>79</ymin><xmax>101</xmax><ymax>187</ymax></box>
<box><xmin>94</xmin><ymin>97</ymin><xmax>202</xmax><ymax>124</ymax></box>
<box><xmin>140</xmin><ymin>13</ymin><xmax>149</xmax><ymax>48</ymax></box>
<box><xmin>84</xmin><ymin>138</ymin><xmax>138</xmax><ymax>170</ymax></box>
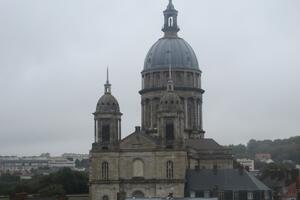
<box><xmin>102</xmin><ymin>195</ymin><xmax>109</xmax><ymax>200</ymax></box>
<box><xmin>132</xmin><ymin>190</ymin><xmax>145</xmax><ymax>198</ymax></box>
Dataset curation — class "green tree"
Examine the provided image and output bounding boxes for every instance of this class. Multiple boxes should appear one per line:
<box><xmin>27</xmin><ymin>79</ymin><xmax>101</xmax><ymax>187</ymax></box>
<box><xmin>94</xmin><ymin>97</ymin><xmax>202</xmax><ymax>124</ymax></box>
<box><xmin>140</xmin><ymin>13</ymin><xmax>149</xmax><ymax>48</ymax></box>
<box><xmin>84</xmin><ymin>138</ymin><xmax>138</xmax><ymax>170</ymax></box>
<box><xmin>38</xmin><ymin>184</ymin><xmax>65</xmax><ymax>197</ymax></box>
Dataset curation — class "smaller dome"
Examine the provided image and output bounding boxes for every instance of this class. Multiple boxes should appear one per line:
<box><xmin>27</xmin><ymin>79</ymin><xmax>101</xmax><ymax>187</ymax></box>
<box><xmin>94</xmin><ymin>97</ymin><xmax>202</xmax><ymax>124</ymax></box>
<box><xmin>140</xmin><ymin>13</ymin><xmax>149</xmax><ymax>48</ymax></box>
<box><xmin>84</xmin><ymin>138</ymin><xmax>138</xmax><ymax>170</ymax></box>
<box><xmin>96</xmin><ymin>93</ymin><xmax>120</xmax><ymax>113</ymax></box>
<box><xmin>159</xmin><ymin>91</ymin><xmax>183</xmax><ymax>112</ymax></box>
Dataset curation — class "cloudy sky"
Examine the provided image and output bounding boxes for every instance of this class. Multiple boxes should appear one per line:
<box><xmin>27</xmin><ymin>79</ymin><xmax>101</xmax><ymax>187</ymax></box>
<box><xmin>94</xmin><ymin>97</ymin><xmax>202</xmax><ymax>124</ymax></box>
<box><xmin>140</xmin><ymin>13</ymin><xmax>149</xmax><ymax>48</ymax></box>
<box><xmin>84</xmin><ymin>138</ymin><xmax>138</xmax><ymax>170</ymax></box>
<box><xmin>0</xmin><ymin>0</ymin><xmax>299</xmax><ymax>156</ymax></box>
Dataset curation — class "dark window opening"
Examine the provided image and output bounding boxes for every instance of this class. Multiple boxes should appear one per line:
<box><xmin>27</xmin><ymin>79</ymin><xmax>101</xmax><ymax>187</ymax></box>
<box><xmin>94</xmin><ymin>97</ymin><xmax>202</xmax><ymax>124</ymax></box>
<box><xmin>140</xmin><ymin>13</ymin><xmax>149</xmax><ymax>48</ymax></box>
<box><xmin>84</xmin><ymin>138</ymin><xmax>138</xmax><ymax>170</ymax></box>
<box><xmin>166</xmin><ymin>123</ymin><xmax>174</xmax><ymax>142</ymax></box>
<box><xmin>102</xmin><ymin>195</ymin><xmax>109</xmax><ymax>200</ymax></box>
<box><xmin>102</xmin><ymin>125</ymin><xmax>110</xmax><ymax>143</ymax></box>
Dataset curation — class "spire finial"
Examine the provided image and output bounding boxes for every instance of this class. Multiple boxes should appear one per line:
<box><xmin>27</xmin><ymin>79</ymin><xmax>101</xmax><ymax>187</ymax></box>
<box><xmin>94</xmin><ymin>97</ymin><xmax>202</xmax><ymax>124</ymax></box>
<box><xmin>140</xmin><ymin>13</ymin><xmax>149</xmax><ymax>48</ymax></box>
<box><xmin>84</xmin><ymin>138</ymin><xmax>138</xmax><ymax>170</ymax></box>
<box><xmin>106</xmin><ymin>66</ymin><xmax>109</xmax><ymax>84</ymax></box>
<box><xmin>168</xmin><ymin>0</ymin><xmax>174</xmax><ymax>9</ymax></box>
<box><xmin>169</xmin><ymin>63</ymin><xmax>172</xmax><ymax>80</ymax></box>
<box><xmin>104</xmin><ymin>67</ymin><xmax>111</xmax><ymax>94</ymax></box>
<box><xmin>167</xmin><ymin>51</ymin><xmax>174</xmax><ymax>92</ymax></box>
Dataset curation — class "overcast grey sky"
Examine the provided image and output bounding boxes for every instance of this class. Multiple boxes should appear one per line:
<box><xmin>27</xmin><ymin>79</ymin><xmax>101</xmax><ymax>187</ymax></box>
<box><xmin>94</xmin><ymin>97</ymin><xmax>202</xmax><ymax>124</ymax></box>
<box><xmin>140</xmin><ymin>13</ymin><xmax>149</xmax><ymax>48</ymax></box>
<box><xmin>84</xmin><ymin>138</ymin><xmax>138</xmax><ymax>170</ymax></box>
<box><xmin>0</xmin><ymin>0</ymin><xmax>299</xmax><ymax>156</ymax></box>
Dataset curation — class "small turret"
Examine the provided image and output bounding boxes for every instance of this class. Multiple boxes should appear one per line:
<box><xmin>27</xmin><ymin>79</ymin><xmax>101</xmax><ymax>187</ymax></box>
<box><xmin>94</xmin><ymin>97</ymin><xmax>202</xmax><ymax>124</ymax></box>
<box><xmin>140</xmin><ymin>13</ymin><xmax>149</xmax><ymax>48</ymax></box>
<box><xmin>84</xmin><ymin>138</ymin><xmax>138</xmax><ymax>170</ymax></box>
<box><xmin>93</xmin><ymin>68</ymin><xmax>122</xmax><ymax>149</ymax></box>
<box><xmin>157</xmin><ymin>62</ymin><xmax>185</xmax><ymax>148</ymax></box>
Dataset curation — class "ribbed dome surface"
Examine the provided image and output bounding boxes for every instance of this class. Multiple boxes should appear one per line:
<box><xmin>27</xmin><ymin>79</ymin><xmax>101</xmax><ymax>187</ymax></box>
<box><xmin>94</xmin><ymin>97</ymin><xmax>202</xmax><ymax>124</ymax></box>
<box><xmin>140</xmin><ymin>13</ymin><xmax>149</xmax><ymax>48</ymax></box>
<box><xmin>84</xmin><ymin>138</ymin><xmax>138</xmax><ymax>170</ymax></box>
<box><xmin>144</xmin><ymin>37</ymin><xmax>199</xmax><ymax>71</ymax></box>
<box><xmin>96</xmin><ymin>94</ymin><xmax>120</xmax><ymax>113</ymax></box>
<box><xmin>159</xmin><ymin>91</ymin><xmax>183</xmax><ymax>112</ymax></box>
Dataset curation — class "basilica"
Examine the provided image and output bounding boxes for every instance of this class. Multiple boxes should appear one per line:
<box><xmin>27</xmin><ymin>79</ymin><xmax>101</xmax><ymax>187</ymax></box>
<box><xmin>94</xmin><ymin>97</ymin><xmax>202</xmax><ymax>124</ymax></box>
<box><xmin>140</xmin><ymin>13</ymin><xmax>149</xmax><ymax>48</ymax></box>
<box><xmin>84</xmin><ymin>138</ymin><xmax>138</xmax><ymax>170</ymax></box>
<box><xmin>89</xmin><ymin>1</ymin><xmax>269</xmax><ymax>200</ymax></box>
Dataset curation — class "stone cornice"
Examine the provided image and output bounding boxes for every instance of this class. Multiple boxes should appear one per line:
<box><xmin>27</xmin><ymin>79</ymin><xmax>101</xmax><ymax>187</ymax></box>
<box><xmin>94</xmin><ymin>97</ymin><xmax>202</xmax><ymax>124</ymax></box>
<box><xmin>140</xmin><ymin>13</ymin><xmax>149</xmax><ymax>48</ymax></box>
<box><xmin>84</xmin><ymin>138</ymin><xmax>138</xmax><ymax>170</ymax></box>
<box><xmin>139</xmin><ymin>87</ymin><xmax>204</xmax><ymax>95</ymax></box>
<box><xmin>90</xmin><ymin>178</ymin><xmax>185</xmax><ymax>185</ymax></box>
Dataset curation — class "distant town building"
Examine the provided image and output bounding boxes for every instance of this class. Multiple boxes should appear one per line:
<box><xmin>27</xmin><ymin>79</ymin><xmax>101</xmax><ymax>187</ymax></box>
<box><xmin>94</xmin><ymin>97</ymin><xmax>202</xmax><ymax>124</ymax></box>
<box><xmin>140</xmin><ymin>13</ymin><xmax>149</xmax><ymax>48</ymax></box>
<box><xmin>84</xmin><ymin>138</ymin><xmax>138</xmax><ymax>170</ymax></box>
<box><xmin>0</xmin><ymin>153</ymin><xmax>86</xmax><ymax>174</ymax></box>
<box><xmin>0</xmin><ymin>156</ymin><xmax>48</xmax><ymax>173</ymax></box>
<box><xmin>255</xmin><ymin>153</ymin><xmax>271</xmax><ymax>161</ymax></box>
<box><xmin>62</xmin><ymin>153</ymin><xmax>89</xmax><ymax>161</ymax></box>
<box><xmin>48</xmin><ymin>157</ymin><xmax>75</xmax><ymax>169</ymax></box>
<box><xmin>237</xmin><ymin>159</ymin><xmax>255</xmax><ymax>171</ymax></box>
<box><xmin>255</xmin><ymin>153</ymin><xmax>274</xmax><ymax>164</ymax></box>
<box><xmin>282</xmin><ymin>179</ymin><xmax>299</xmax><ymax>200</ymax></box>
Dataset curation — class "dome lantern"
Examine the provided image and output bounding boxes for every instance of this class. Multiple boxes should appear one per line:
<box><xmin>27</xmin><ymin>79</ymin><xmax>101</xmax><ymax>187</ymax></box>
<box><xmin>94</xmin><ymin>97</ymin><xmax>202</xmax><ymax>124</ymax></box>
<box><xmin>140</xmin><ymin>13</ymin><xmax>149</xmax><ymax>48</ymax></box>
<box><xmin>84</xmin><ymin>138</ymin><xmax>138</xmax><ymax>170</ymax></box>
<box><xmin>162</xmin><ymin>0</ymin><xmax>180</xmax><ymax>37</ymax></box>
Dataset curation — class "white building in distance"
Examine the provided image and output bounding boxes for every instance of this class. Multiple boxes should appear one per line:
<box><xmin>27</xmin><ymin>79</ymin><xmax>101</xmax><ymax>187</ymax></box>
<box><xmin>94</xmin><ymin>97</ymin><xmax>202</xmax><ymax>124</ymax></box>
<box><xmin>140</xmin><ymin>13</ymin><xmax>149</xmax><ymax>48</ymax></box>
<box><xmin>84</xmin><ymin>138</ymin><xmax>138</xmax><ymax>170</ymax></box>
<box><xmin>237</xmin><ymin>159</ymin><xmax>255</xmax><ymax>171</ymax></box>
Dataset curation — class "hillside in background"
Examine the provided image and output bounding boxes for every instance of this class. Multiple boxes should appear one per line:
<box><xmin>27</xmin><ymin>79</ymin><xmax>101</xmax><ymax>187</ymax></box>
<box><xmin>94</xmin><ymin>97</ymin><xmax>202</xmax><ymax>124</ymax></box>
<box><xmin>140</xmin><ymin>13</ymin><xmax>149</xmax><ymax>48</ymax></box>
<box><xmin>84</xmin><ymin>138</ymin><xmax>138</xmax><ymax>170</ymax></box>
<box><xmin>228</xmin><ymin>136</ymin><xmax>300</xmax><ymax>164</ymax></box>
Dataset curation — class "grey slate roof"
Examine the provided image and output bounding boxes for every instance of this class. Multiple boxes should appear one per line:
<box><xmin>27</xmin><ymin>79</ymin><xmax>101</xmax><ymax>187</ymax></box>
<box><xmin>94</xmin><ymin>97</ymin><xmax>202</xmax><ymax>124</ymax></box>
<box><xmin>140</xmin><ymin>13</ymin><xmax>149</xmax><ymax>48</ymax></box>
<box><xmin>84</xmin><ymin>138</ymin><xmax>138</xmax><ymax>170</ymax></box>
<box><xmin>185</xmin><ymin>139</ymin><xmax>225</xmax><ymax>150</ymax></box>
<box><xmin>143</xmin><ymin>37</ymin><xmax>199</xmax><ymax>71</ymax></box>
<box><xmin>96</xmin><ymin>93</ymin><xmax>120</xmax><ymax>113</ymax></box>
<box><xmin>186</xmin><ymin>169</ymin><xmax>271</xmax><ymax>192</ymax></box>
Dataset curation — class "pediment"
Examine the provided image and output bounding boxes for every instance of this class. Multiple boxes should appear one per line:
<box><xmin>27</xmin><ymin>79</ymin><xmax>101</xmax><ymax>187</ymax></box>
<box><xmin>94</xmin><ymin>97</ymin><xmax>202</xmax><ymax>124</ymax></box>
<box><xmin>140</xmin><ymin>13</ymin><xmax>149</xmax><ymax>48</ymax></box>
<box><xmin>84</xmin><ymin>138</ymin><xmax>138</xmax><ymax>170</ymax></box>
<box><xmin>120</xmin><ymin>132</ymin><xmax>157</xmax><ymax>150</ymax></box>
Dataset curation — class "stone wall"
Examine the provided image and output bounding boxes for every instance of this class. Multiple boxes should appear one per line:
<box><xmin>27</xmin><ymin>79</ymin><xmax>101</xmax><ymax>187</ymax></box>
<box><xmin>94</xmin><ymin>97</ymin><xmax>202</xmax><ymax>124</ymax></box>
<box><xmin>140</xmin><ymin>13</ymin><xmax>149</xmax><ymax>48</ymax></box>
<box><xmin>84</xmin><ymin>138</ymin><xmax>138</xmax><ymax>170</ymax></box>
<box><xmin>90</xmin><ymin>149</ymin><xmax>187</xmax><ymax>199</ymax></box>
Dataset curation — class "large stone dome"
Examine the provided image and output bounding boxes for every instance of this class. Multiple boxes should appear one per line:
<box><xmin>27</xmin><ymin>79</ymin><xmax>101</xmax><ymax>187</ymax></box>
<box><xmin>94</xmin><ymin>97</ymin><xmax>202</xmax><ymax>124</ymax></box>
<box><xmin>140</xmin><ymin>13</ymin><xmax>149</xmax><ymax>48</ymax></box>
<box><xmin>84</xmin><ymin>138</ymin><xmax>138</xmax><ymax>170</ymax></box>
<box><xmin>143</xmin><ymin>37</ymin><xmax>199</xmax><ymax>71</ymax></box>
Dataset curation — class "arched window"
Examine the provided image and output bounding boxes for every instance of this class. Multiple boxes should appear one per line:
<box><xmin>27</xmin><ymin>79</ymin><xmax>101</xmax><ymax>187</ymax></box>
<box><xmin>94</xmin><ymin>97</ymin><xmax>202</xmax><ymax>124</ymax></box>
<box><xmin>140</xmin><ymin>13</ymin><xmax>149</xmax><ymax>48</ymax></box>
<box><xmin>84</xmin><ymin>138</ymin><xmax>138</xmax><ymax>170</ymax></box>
<box><xmin>133</xmin><ymin>159</ymin><xmax>144</xmax><ymax>177</ymax></box>
<box><xmin>168</xmin><ymin>17</ymin><xmax>174</xmax><ymax>27</ymax></box>
<box><xmin>132</xmin><ymin>190</ymin><xmax>145</xmax><ymax>198</ymax></box>
<box><xmin>166</xmin><ymin>160</ymin><xmax>174</xmax><ymax>179</ymax></box>
<box><xmin>102</xmin><ymin>195</ymin><xmax>109</xmax><ymax>200</ymax></box>
<box><xmin>102</xmin><ymin>161</ymin><xmax>109</xmax><ymax>180</ymax></box>
<box><xmin>102</xmin><ymin>125</ymin><xmax>110</xmax><ymax>143</ymax></box>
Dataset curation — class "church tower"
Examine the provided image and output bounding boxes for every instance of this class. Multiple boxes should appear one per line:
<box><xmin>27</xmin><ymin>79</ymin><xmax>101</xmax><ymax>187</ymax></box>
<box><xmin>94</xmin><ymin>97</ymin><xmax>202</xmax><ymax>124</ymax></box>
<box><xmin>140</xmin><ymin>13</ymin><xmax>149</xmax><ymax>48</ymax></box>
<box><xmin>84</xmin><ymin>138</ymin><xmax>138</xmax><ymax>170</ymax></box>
<box><xmin>90</xmin><ymin>1</ymin><xmax>234</xmax><ymax>200</ymax></box>
<box><xmin>157</xmin><ymin>65</ymin><xmax>185</xmax><ymax>148</ymax></box>
<box><xmin>93</xmin><ymin>69</ymin><xmax>122</xmax><ymax>150</ymax></box>
<box><xmin>140</xmin><ymin>0</ymin><xmax>205</xmax><ymax>139</ymax></box>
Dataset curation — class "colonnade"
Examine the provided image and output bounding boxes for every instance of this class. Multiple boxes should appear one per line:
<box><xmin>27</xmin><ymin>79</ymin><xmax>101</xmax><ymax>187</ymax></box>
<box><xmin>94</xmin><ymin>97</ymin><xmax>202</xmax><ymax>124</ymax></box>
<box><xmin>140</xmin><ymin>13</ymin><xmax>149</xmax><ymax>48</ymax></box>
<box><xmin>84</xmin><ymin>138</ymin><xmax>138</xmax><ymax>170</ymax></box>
<box><xmin>141</xmin><ymin>96</ymin><xmax>202</xmax><ymax>131</ymax></box>
<box><xmin>94</xmin><ymin>118</ymin><xmax>122</xmax><ymax>143</ymax></box>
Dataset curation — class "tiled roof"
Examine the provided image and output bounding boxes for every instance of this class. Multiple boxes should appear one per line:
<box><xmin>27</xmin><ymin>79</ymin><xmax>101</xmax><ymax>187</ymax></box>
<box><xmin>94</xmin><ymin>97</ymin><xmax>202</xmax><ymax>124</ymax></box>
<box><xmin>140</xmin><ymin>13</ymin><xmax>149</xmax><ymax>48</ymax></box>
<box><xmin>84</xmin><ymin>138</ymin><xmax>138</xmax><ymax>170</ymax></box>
<box><xmin>185</xmin><ymin>139</ymin><xmax>225</xmax><ymax>150</ymax></box>
<box><xmin>186</xmin><ymin>169</ymin><xmax>270</xmax><ymax>191</ymax></box>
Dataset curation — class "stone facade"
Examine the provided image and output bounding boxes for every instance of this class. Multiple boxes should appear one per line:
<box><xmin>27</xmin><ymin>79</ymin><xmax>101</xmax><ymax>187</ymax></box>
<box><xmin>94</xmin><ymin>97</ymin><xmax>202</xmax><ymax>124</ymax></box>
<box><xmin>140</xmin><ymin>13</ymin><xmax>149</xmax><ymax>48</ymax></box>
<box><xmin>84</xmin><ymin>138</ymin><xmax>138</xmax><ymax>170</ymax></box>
<box><xmin>90</xmin><ymin>129</ymin><xmax>188</xmax><ymax>199</ymax></box>
<box><xmin>89</xmin><ymin>1</ymin><xmax>233</xmax><ymax>199</ymax></box>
